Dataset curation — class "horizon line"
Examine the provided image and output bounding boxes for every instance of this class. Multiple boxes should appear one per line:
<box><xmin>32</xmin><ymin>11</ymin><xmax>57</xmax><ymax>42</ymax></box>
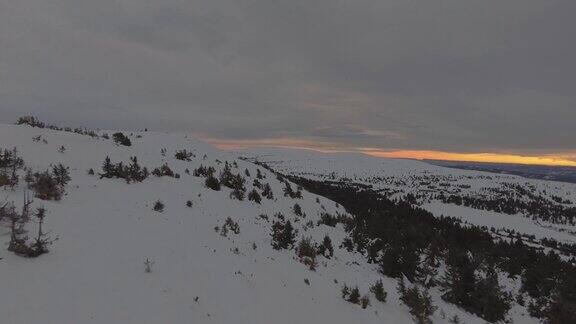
<box><xmin>204</xmin><ymin>138</ymin><xmax>576</xmax><ymax>167</ymax></box>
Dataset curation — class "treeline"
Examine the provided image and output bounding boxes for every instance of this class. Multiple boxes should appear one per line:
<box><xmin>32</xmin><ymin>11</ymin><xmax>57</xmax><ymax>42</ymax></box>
<box><xmin>16</xmin><ymin>116</ymin><xmax>137</xmax><ymax>147</ymax></box>
<box><xmin>291</xmin><ymin>177</ymin><xmax>576</xmax><ymax>323</ymax></box>
<box><xmin>436</xmin><ymin>192</ymin><xmax>576</xmax><ymax>225</ymax></box>
<box><xmin>16</xmin><ymin>116</ymin><xmax>100</xmax><ymax>138</ymax></box>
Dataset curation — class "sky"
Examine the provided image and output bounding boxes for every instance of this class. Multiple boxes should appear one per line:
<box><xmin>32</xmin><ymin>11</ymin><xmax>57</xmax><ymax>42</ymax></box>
<box><xmin>1</xmin><ymin>0</ymin><xmax>575</xmax><ymax>166</ymax></box>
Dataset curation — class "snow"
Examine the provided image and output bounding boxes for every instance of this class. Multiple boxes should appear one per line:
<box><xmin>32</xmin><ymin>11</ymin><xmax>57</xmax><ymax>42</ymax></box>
<box><xmin>423</xmin><ymin>202</ymin><xmax>576</xmax><ymax>243</ymax></box>
<box><xmin>0</xmin><ymin>125</ymin><xmax>542</xmax><ymax>323</ymax></box>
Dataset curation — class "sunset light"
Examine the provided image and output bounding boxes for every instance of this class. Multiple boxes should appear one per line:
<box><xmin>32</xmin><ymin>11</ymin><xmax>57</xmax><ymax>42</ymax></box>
<box><xmin>362</xmin><ymin>150</ymin><xmax>576</xmax><ymax>167</ymax></box>
<box><xmin>206</xmin><ymin>138</ymin><xmax>576</xmax><ymax>167</ymax></box>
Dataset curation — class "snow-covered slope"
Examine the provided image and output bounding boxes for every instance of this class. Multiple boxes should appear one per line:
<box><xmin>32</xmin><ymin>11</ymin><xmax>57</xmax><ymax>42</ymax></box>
<box><xmin>0</xmin><ymin>124</ymin><xmax>508</xmax><ymax>324</ymax></box>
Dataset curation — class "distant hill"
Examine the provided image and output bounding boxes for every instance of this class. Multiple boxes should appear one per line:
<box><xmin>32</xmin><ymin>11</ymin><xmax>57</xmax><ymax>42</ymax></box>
<box><xmin>424</xmin><ymin>159</ymin><xmax>576</xmax><ymax>184</ymax></box>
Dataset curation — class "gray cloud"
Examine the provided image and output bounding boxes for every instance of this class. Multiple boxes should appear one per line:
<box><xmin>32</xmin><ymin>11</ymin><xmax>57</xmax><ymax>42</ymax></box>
<box><xmin>0</xmin><ymin>0</ymin><xmax>574</xmax><ymax>154</ymax></box>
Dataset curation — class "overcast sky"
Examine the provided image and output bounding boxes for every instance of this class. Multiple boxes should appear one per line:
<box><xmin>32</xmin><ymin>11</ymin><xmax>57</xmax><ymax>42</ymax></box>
<box><xmin>1</xmin><ymin>0</ymin><xmax>574</xmax><ymax>158</ymax></box>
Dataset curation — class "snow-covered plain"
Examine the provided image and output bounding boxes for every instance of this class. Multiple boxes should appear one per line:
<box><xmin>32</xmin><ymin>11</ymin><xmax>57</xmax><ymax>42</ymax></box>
<box><xmin>0</xmin><ymin>124</ymin><xmax>524</xmax><ymax>324</ymax></box>
<box><xmin>242</xmin><ymin>148</ymin><xmax>576</xmax><ymax>246</ymax></box>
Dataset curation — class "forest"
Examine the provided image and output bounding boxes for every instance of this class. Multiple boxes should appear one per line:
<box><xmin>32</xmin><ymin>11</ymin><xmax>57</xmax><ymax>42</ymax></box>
<box><xmin>291</xmin><ymin>176</ymin><xmax>576</xmax><ymax>323</ymax></box>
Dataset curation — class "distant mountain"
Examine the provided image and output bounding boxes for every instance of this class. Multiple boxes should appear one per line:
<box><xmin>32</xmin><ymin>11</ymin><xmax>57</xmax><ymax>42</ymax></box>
<box><xmin>424</xmin><ymin>159</ymin><xmax>576</xmax><ymax>183</ymax></box>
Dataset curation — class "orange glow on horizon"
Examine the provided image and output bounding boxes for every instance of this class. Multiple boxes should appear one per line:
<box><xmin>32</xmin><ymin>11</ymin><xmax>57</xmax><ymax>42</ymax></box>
<box><xmin>203</xmin><ymin>138</ymin><xmax>576</xmax><ymax>167</ymax></box>
<box><xmin>363</xmin><ymin>150</ymin><xmax>576</xmax><ymax>167</ymax></box>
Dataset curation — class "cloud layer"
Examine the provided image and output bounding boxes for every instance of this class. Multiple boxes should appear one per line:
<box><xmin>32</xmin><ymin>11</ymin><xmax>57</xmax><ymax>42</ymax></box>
<box><xmin>1</xmin><ymin>0</ymin><xmax>574</xmax><ymax>156</ymax></box>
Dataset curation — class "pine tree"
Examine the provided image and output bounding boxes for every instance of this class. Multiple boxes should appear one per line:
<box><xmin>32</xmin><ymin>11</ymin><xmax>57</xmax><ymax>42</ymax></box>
<box><xmin>101</xmin><ymin>156</ymin><xmax>114</xmax><ymax>178</ymax></box>
<box><xmin>126</xmin><ymin>157</ymin><xmax>148</xmax><ymax>182</ymax></box>
<box><xmin>30</xmin><ymin>171</ymin><xmax>63</xmax><ymax>201</ymax></box>
<box><xmin>174</xmin><ymin>149</ymin><xmax>193</xmax><ymax>161</ymax></box>
<box><xmin>219</xmin><ymin>162</ymin><xmax>234</xmax><ymax>188</ymax></box>
<box><xmin>248</xmin><ymin>189</ymin><xmax>262</xmax><ymax>204</ymax></box>
<box><xmin>471</xmin><ymin>265</ymin><xmax>512</xmax><ymax>322</ymax></box>
<box><xmin>262</xmin><ymin>183</ymin><xmax>274</xmax><ymax>199</ymax></box>
<box><xmin>416</xmin><ymin>245</ymin><xmax>440</xmax><ymax>288</ymax></box>
<box><xmin>205</xmin><ymin>175</ymin><xmax>220</xmax><ymax>191</ymax></box>
<box><xmin>6</xmin><ymin>202</ymin><xmax>29</xmax><ymax>255</ymax></box>
<box><xmin>360</xmin><ymin>295</ymin><xmax>371</xmax><ymax>309</ymax></box>
<box><xmin>153</xmin><ymin>200</ymin><xmax>165</xmax><ymax>212</ymax></box>
<box><xmin>440</xmin><ymin>250</ymin><xmax>477</xmax><ymax>308</ymax></box>
<box><xmin>317</xmin><ymin>235</ymin><xmax>334</xmax><ymax>258</ymax></box>
<box><xmin>229</xmin><ymin>174</ymin><xmax>246</xmax><ymax>200</ymax></box>
<box><xmin>347</xmin><ymin>286</ymin><xmax>361</xmax><ymax>304</ymax></box>
<box><xmin>296</xmin><ymin>237</ymin><xmax>318</xmax><ymax>270</ymax></box>
<box><xmin>342</xmin><ymin>285</ymin><xmax>351</xmax><ymax>299</ymax></box>
<box><xmin>51</xmin><ymin>163</ymin><xmax>71</xmax><ymax>187</ymax></box>
<box><xmin>271</xmin><ymin>220</ymin><xmax>297</xmax><ymax>250</ymax></box>
<box><xmin>370</xmin><ymin>280</ymin><xmax>387</xmax><ymax>303</ymax></box>
<box><xmin>293</xmin><ymin>203</ymin><xmax>303</xmax><ymax>217</ymax></box>
<box><xmin>399</xmin><ymin>280</ymin><xmax>436</xmax><ymax>324</ymax></box>
<box><xmin>112</xmin><ymin>132</ymin><xmax>132</xmax><ymax>146</ymax></box>
<box><xmin>30</xmin><ymin>207</ymin><xmax>50</xmax><ymax>257</ymax></box>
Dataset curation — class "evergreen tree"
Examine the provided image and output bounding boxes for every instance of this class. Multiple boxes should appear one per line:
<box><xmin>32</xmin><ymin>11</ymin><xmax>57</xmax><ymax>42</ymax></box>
<box><xmin>174</xmin><ymin>149</ymin><xmax>193</xmax><ymax>161</ymax></box>
<box><xmin>317</xmin><ymin>235</ymin><xmax>334</xmax><ymax>258</ymax></box>
<box><xmin>415</xmin><ymin>245</ymin><xmax>440</xmax><ymax>288</ymax></box>
<box><xmin>347</xmin><ymin>286</ymin><xmax>361</xmax><ymax>304</ymax></box>
<box><xmin>51</xmin><ymin>163</ymin><xmax>71</xmax><ymax>187</ymax></box>
<box><xmin>399</xmin><ymin>279</ymin><xmax>436</xmax><ymax>324</ymax></box>
<box><xmin>271</xmin><ymin>220</ymin><xmax>297</xmax><ymax>250</ymax></box>
<box><xmin>30</xmin><ymin>207</ymin><xmax>51</xmax><ymax>257</ymax></box>
<box><xmin>370</xmin><ymin>280</ymin><xmax>387</xmax><ymax>303</ymax></box>
<box><xmin>30</xmin><ymin>171</ymin><xmax>63</xmax><ymax>201</ymax></box>
<box><xmin>126</xmin><ymin>156</ymin><xmax>148</xmax><ymax>182</ymax></box>
<box><xmin>471</xmin><ymin>266</ymin><xmax>512</xmax><ymax>322</ymax></box>
<box><xmin>101</xmin><ymin>156</ymin><xmax>114</xmax><ymax>178</ymax></box>
<box><xmin>151</xmin><ymin>163</ymin><xmax>175</xmax><ymax>177</ymax></box>
<box><xmin>262</xmin><ymin>183</ymin><xmax>274</xmax><ymax>199</ymax></box>
<box><xmin>205</xmin><ymin>175</ymin><xmax>221</xmax><ymax>191</ymax></box>
<box><xmin>112</xmin><ymin>132</ymin><xmax>132</xmax><ymax>146</ymax></box>
<box><xmin>293</xmin><ymin>203</ymin><xmax>303</xmax><ymax>217</ymax></box>
<box><xmin>248</xmin><ymin>189</ymin><xmax>262</xmax><ymax>204</ymax></box>
<box><xmin>6</xmin><ymin>202</ymin><xmax>29</xmax><ymax>255</ymax></box>
<box><xmin>360</xmin><ymin>295</ymin><xmax>371</xmax><ymax>309</ymax></box>
<box><xmin>219</xmin><ymin>162</ymin><xmax>234</xmax><ymax>188</ymax></box>
<box><xmin>229</xmin><ymin>174</ymin><xmax>246</xmax><ymax>200</ymax></box>
<box><xmin>153</xmin><ymin>200</ymin><xmax>165</xmax><ymax>212</ymax></box>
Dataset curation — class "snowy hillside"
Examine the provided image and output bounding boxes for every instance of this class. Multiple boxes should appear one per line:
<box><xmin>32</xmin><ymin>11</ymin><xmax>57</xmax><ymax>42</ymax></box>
<box><xmin>0</xmin><ymin>123</ymin><xmax>514</xmax><ymax>324</ymax></box>
<box><xmin>235</xmin><ymin>148</ymin><xmax>576</xmax><ymax>323</ymax></box>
